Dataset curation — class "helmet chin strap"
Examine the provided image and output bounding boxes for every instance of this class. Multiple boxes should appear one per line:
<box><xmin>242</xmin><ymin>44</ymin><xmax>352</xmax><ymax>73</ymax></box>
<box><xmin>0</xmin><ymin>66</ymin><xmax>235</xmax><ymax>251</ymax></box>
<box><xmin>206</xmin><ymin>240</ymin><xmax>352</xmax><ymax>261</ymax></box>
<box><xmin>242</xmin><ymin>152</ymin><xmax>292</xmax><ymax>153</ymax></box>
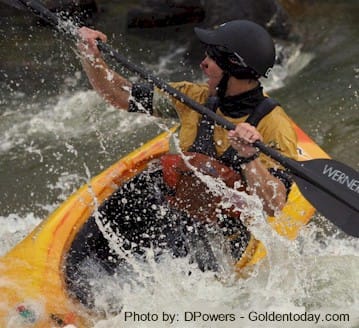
<box><xmin>215</xmin><ymin>72</ymin><xmax>230</xmax><ymax>99</ymax></box>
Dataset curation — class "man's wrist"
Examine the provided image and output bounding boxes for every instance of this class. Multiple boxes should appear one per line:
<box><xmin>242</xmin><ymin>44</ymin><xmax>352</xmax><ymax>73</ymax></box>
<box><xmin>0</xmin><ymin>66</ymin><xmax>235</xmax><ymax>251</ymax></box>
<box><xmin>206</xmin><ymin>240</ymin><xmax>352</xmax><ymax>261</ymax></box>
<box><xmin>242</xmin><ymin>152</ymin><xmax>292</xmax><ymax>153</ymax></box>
<box><xmin>239</xmin><ymin>151</ymin><xmax>260</xmax><ymax>165</ymax></box>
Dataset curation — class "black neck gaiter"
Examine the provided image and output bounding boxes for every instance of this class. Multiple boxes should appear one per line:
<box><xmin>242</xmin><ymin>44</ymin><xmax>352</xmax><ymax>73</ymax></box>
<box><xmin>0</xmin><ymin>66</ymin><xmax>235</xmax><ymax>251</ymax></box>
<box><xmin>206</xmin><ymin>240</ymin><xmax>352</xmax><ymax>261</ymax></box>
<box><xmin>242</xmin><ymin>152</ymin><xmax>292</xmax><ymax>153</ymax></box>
<box><xmin>219</xmin><ymin>85</ymin><xmax>265</xmax><ymax>118</ymax></box>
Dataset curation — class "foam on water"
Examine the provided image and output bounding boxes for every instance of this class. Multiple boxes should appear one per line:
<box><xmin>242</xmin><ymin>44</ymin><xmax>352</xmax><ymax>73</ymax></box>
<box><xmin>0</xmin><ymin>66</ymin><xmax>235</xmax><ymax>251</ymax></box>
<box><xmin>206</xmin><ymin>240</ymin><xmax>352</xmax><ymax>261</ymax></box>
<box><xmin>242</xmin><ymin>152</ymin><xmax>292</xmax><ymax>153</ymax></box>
<box><xmin>87</xmin><ymin>219</ymin><xmax>359</xmax><ymax>328</ymax></box>
<box><xmin>262</xmin><ymin>43</ymin><xmax>314</xmax><ymax>92</ymax></box>
<box><xmin>0</xmin><ymin>89</ymin><xmax>159</xmax><ymax>156</ymax></box>
<box><xmin>81</xmin><ymin>157</ymin><xmax>359</xmax><ymax>328</ymax></box>
<box><xmin>0</xmin><ymin>213</ymin><xmax>42</xmax><ymax>256</ymax></box>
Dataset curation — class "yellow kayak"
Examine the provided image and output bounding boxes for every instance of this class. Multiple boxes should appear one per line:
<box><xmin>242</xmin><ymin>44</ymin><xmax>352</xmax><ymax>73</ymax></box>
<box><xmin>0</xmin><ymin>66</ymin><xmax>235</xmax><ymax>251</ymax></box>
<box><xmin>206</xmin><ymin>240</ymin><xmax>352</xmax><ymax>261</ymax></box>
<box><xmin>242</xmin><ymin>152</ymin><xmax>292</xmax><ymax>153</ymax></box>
<box><xmin>0</xmin><ymin>123</ymin><xmax>329</xmax><ymax>327</ymax></box>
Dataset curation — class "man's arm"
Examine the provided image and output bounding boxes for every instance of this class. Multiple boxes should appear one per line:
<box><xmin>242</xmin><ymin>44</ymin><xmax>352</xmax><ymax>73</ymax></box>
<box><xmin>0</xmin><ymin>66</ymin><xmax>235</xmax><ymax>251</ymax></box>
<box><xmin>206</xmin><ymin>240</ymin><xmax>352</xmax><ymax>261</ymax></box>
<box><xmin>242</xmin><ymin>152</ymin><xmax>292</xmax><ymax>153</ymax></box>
<box><xmin>228</xmin><ymin>122</ymin><xmax>287</xmax><ymax>216</ymax></box>
<box><xmin>77</xmin><ymin>27</ymin><xmax>132</xmax><ymax>110</ymax></box>
<box><xmin>240</xmin><ymin>159</ymin><xmax>287</xmax><ymax>216</ymax></box>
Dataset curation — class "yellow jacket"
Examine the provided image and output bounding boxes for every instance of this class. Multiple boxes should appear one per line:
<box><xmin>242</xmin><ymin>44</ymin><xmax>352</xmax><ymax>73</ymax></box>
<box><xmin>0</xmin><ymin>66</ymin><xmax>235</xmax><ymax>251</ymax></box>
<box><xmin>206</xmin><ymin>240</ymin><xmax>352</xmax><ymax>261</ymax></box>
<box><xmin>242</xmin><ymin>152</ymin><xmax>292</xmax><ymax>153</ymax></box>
<box><xmin>166</xmin><ymin>81</ymin><xmax>298</xmax><ymax>167</ymax></box>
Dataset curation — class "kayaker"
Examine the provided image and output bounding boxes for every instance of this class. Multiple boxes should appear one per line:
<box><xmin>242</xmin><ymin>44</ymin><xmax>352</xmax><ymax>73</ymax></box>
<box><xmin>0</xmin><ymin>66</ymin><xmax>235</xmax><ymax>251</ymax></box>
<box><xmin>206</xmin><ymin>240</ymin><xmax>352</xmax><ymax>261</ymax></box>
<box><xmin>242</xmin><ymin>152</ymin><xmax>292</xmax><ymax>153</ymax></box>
<box><xmin>74</xmin><ymin>20</ymin><xmax>299</xmax><ymax>275</ymax></box>
<box><xmin>77</xmin><ymin>20</ymin><xmax>295</xmax><ymax>217</ymax></box>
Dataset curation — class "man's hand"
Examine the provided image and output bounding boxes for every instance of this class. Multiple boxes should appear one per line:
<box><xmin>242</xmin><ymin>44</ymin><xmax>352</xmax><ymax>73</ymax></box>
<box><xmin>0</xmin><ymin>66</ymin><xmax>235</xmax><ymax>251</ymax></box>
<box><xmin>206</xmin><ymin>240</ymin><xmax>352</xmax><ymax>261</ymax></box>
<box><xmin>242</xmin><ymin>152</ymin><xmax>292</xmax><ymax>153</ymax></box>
<box><xmin>77</xmin><ymin>26</ymin><xmax>107</xmax><ymax>58</ymax></box>
<box><xmin>228</xmin><ymin>122</ymin><xmax>262</xmax><ymax>158</ymax></box>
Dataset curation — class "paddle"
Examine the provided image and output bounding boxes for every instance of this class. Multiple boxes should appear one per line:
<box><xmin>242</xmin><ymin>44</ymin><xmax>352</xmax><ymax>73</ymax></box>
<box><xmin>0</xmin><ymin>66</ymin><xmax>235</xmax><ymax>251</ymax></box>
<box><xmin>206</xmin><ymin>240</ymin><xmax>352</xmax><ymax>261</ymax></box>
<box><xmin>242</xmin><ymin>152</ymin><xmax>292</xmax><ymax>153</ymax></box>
<box><xmin>10</xmin><ymin>0</ymin><xmax>359</xmax><ymax>237</ymax></box>
<box><xmin>0</xmin><ymin>0</ymin><xmax>27</xmax><ymax>10</ymax></box>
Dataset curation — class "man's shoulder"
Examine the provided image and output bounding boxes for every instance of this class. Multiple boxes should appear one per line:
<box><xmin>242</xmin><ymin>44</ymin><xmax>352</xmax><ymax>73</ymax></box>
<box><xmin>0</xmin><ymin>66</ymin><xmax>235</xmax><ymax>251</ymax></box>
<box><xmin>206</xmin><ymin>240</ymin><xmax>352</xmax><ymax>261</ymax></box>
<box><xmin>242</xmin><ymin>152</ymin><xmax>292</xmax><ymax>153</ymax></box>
<box><xmin>170</xmin><ymin>81</ymin><xmax>209</xmax><ymax>100</ymax></box>
<box><xmin>261</xmin><ymin>104</ymin><xmax>291</xmax><ymax>124</ymax></box>
<box><xmin>258</xmin><ymin>105</ymin><xmax>297</xmax><ymax>142</ymax></box>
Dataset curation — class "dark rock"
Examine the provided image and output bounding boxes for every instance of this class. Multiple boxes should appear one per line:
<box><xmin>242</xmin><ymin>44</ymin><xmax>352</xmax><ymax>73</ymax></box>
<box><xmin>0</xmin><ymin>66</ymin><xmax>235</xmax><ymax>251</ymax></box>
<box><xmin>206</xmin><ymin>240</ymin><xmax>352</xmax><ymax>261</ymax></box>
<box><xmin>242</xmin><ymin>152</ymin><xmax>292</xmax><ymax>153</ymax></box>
<box><xmin>127</xmin><ymin>0</ymin><xmax>205</xmax><ymax>28</ymax></box>
<box><xmin>43</xmin><ymin>0</ymin><xmax>97</xmax><ymax>11</ymax></box>
<box><xmin>126</xmin><ymin>0</ymin><xmax>292</xmax><ymax>39</ymax></box>
<box><xmin>199</xmin><ymin>0</ymin><xmax>292</xmax><ymax>39</ymax></box>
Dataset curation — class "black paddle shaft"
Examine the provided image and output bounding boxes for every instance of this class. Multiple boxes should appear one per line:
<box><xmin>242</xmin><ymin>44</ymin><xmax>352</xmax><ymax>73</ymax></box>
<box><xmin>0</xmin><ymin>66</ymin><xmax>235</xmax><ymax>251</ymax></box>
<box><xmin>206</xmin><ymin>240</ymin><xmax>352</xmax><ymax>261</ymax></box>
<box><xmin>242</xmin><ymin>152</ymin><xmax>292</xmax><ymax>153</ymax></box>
<box><xmin>1</xmin><ymin>0</ymin><xmax>27</xmax><ymax>10</ymax></box>
<box><xmin>14</xmin><ymin>0</ymin><xmax>359</xmax><ymax>237</ymax></box>
<box><xmin>18</xmin><ymin>0</ymin><xmax>58</xmax><ymax>23</ymax></box>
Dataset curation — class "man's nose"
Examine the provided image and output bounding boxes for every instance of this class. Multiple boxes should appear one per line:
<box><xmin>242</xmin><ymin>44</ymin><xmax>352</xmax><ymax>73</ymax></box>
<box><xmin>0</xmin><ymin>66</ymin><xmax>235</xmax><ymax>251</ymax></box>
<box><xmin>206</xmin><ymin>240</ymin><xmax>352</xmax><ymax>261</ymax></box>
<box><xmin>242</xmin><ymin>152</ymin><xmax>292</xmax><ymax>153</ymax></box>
<box><xmin>200</xmin><ymin>57</ymin><xmax>209</xmax><ymax>69</ymax></box>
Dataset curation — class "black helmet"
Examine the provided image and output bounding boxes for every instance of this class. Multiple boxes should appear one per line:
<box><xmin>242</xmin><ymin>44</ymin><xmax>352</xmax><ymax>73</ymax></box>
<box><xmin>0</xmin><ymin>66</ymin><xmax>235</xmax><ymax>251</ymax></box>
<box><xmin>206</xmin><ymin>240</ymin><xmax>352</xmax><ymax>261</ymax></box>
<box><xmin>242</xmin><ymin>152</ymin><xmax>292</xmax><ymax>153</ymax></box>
<box><xmin>194</xmin><ymin>20</ymin><xmax>275</xmax><ymax>78</ymax></box>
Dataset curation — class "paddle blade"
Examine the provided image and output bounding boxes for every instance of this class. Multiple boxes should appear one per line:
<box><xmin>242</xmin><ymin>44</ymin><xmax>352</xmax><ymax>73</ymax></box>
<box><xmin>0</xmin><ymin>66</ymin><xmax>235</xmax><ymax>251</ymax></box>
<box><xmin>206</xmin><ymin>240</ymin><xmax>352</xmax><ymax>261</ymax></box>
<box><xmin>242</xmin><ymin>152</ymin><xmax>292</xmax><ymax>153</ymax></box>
<box><xmin>293</xmin><ymin>159</ymin><xmax>359</xmax><ymax>237</ymax></box>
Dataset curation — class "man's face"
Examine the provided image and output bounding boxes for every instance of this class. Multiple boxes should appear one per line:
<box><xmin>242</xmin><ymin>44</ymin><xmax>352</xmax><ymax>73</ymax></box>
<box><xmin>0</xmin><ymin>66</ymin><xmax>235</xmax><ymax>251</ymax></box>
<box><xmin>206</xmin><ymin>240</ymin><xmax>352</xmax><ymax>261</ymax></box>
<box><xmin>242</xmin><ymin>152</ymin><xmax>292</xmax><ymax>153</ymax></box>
<box><xmin>200</xmin><ymin>54</ymin><xmax>223</xmax><ymax>96</ymax></box>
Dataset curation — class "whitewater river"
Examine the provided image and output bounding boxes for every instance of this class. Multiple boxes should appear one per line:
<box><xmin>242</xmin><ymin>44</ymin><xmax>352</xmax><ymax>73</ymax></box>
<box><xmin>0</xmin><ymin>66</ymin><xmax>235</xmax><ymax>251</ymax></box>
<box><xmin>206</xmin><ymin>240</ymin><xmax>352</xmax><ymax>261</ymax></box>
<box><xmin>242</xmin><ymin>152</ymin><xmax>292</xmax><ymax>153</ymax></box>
<box><xmin>0</xmin><ymin>1</ymin><xmax>358</xmax><ymax>327</ymax></box>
